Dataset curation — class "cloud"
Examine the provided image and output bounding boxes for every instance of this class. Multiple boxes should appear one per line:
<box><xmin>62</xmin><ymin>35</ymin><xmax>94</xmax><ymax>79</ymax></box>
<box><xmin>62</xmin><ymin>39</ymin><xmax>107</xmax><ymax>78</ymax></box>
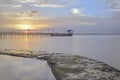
<box><xmin>12</xmin><ymin>11</ymin><xmax>39</xmax><ymax>18</ymax></box>
<box><xmin>33</xmin><ymin>4</ymin><xmax>65</xmax><ymax>8</ymax></box>
<box><xmin>0</xmin><ymin>0</ymin><xmax>119</xmax><ymax>34</ymax></box>
<box><xmin>40</xmin><ymin>16</ymin><xmax>97</xmax><ymax>27</ymax></box>
<box><xmin>28</xmin><ymin>11</ymin><xmax>39</xmax><ymax>17</ymax></box>
<box><xmin>17</xmin><ymin>0</ymin><xmax>37</xmax><ymax>3</ymax></box>
<box><xmin>107</xmin><ymin>0</ymin><xmax>120</xmax><ymax>11</ymax></box>
<box><xmin>0</xmin><ymin>0</ymin><xmax>16</xmax><ymax>4</ymax></box>
<box><xmin>71</xmin><ymin>8</ymin><xmax>85</xmax><ymax>16</ymax></box>
<box><xmin>0</xmin><ymin>10</ymin><xmax>39</xmax><ymax>21</ymax></box>
<box><xmin>0</xmin><ymin>14</ymin><xmax>97</xmax><ymax>29</ymax></box>
<box><xmin>108</xmin><ymin>9</ymin><xmax>120</xmax><ymax>11</ymax></box>
<box><xmin>12</xmin><ymin>5</ymin><xmax>22</xmax><ymax>8</ymax></box>
<box><xmin>32</xmin><ymin>0</ymin><xmax>68</xmax><ymax>8</ymax></box>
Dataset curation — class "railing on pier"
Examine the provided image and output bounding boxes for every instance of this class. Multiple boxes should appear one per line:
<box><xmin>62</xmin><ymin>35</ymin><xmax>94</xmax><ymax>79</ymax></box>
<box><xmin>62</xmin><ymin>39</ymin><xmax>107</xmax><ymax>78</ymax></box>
<box><xmin>0</xmin><ymin>32</ymin><xmax>50</xmax><ymax>36</ymax></box>
<box><xmin>0</xmin><ymin>32</ymin><xmax>52</xmax><ymax>39</ymax></box>
<box><xmin>0</xmin><ymin>31</ymin><xmax>73</xmax><ymax>36</ymax></box>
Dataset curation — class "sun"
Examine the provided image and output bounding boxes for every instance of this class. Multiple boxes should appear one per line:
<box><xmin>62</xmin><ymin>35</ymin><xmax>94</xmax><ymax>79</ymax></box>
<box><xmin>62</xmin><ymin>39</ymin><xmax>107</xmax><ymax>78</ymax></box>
<box><xmin>17</xmin><ymin>24</ymin><xmax>33</xmax><ymax>30</ymax></box>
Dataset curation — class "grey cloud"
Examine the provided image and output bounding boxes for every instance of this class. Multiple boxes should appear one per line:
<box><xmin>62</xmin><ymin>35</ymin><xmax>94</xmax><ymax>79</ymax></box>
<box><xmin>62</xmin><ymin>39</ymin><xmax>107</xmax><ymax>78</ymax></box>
<box><xmin>32</xmin><ymin>0</ymin><xmax>79</xmax><ymax>8</ymax></box>
<box><xmin>0</xmin><ymin>14</ymin><xmax>97</xmax><ymax>29</ymax></box>
<box><xmin>18</xmin><ymin>0</ymin><xmax>37</xmax><ymax>3</ymax></box>
<box><xmin>0</xmin><ymin>0</ymin><xmax>16</xmax><ymax>4</ymax></box>
<box><xmin>0</xmin><ymin>13</ymin><xmax>120</xmax><ymax>34</ymax></box>
<box><xmin>28</xmin><ymin>11</ymin><xmax>39</xmax><ymax>17</ymax></box>
<box><xmin>39</xmin><ymin>16</ymin><xmax>98</xmax><ymax>27</ymax></box>
<box><xmin>17</xmin><ymin>11</ymin><xmax>39</xmax><ymax>18</ymax></box>
<box><xmin>33</xmin><ymin>4</ymin><xmax>66</xmax><ymax>8</ymax></box>
<box><xmin>107</xmin><ymin>0</ymin><xmax>120</xmax><ymax>11</ymax></box>
<box><xmin>0</xmin><ymin>0</ymin><xmax>23</xmax><ymax>13</ymax></box>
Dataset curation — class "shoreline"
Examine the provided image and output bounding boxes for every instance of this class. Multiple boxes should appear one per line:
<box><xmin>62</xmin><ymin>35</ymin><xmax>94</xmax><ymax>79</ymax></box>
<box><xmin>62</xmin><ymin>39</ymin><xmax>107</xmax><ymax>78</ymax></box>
<box><xmin>0</xmin><ymin>49</ymin><xmax>120</xmax><ymax>80</ymax></box>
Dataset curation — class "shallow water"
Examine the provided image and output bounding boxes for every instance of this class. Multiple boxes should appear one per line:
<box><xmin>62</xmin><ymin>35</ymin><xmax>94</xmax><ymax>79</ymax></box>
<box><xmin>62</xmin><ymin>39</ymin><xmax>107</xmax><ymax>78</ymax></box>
<box><xmin>0</xmin><ymin>55</ymin><xmax>56</xmax><ymax>80</ymax></box>
<box><xmin>0</xmin><ymin>35</ymin><xmax>120</xmax><ymax>70</ymax></box>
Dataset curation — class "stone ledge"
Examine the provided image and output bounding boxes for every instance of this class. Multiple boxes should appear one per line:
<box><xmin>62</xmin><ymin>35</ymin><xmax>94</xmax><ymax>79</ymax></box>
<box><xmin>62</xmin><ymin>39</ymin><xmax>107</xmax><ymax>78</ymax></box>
<box><xmin>0</xmin><ymin>49</ymin><xmax>120</xmax><ymax>80</ymax></box>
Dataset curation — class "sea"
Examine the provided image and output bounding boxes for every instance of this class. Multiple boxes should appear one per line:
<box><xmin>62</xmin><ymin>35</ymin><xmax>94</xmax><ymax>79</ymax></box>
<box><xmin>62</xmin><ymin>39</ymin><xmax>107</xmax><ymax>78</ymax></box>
<box><xmin>0</xmin><ymin>34</ymin><xmax>120</xmax><ymax>79</ymax></box>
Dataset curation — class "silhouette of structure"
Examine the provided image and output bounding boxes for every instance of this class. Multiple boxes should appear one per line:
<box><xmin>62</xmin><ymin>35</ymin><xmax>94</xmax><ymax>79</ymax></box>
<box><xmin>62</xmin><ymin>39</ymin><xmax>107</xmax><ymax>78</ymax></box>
<box><xmin>0</xmin><ymin>30</ymin><xmax>73</xmax><ymax>37</ymax></box>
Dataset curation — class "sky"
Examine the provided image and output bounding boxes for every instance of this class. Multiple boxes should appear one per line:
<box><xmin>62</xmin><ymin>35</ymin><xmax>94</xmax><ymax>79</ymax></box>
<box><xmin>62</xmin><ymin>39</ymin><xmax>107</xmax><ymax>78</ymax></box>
<box><xmin>0</xmin><ymin>0</ymin><xmax>120</xmax><ymax>33</ymax></box>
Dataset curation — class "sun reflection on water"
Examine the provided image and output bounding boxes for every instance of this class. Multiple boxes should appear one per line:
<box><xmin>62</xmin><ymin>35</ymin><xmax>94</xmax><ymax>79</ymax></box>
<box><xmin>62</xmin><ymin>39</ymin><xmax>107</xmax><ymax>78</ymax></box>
<box><xmin>24</xmin><ymin>35</ymin><xmax>28</xmax><ymax>42</ymax></box>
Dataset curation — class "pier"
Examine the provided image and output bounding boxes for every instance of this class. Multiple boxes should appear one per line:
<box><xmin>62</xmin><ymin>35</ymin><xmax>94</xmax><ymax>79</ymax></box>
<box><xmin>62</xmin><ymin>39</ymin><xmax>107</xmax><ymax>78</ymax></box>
<box><xmin>0</xmin><ymin>31</ymin><xmax>73</xmax><ymax>37</ymax></box>
<box><xmin>0</xmin><ymin>32</ymin><xmax>50</xmax><ymax>36</ymax></box>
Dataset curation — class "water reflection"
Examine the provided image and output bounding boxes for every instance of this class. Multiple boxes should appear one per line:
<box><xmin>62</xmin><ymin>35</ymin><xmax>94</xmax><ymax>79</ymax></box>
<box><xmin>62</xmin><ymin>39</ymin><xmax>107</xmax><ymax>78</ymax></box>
<box><xmin>24</xmin><ymin>35</ymin><xmax>28</xmax><ymax>42</ymax></box>
<box><xmin>0</xmin><ymin>34</ymin><xmax>48</xmax><ymax>40</ymax></box>
<box><xmin>1</xmin><ymin>35</ymin><xmax>120</xmax><ymax>70</ymax></box>
<box><xmin>0</xmin><ymin>55</ymin><xmax>56</xmax><ymax>80</ymax></box>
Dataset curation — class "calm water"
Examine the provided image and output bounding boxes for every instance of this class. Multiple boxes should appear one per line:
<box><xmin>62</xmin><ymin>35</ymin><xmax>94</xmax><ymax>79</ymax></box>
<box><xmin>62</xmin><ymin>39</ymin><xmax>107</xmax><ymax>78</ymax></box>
<box><xmin>0</xmin><ymin>35</ymin><xmax>120</xmax><ymax>70</ymax></box>
<box><xmin>0</xmin><ymin>55</ymin><xmax>55</xmax><ymax>80</ymax></box>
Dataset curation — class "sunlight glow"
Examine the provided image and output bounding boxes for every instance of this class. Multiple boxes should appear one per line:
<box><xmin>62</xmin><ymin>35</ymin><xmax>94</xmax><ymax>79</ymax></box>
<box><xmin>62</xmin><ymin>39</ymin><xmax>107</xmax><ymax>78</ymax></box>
<box><xmin>18</xmin><ymin>24</ymin><xmax>33</xmax><ymax>30</ymax></box>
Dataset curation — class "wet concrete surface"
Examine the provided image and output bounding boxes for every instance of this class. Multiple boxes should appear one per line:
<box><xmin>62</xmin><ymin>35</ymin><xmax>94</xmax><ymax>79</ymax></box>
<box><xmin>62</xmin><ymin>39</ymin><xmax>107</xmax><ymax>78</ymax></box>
<box><xmin>0</xmin><ymin>54</ymin><xmax>55</xmax><ymax>80</ymax></box>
